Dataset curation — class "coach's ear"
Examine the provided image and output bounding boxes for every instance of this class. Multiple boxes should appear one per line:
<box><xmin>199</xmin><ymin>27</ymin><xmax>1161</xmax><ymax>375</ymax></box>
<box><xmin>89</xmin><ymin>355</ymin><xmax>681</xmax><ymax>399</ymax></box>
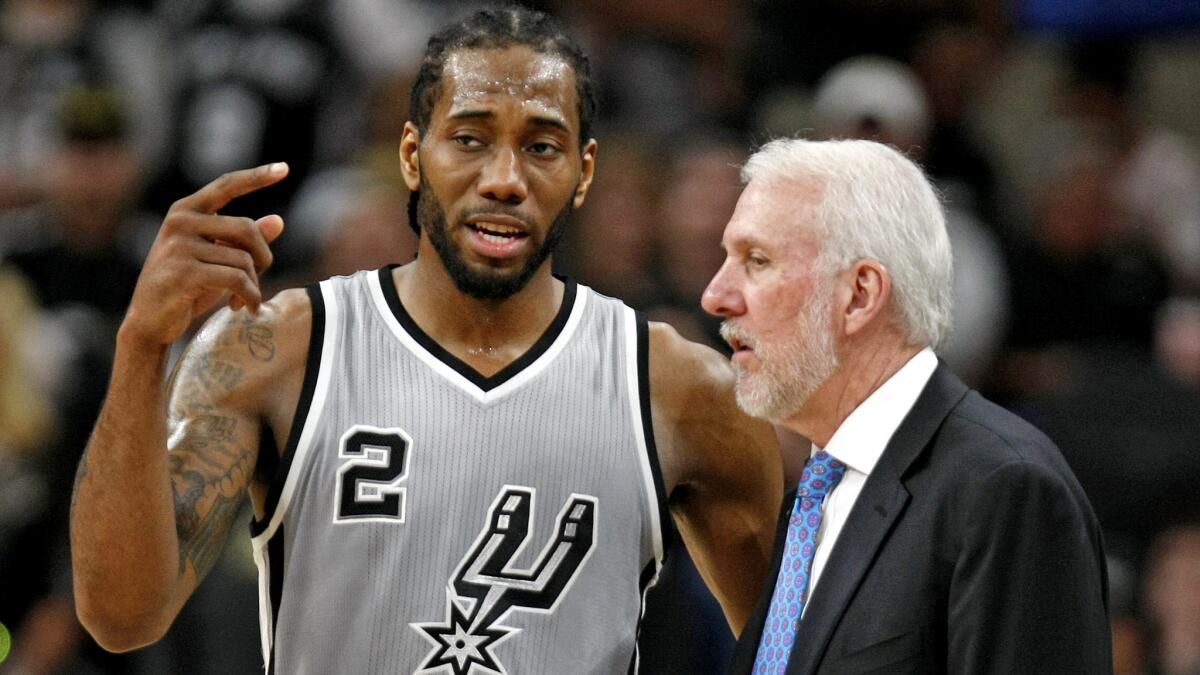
<box><xmin>400</xmin><ymin>122</ymin><xmax>421</xmax><ymax>192</ymax></box>
<box><xmin>841</xmin><ymin>259</ymin><xmax>892</xmax><ymax>338</ymax></box>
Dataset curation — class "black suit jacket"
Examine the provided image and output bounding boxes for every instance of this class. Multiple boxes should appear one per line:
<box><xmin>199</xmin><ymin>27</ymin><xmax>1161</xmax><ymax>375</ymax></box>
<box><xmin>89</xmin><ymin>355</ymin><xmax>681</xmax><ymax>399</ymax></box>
<box><xmin>729</xmin><ymin>363</ymin><xmax>1112</xmax><ymax>674</ymax></box>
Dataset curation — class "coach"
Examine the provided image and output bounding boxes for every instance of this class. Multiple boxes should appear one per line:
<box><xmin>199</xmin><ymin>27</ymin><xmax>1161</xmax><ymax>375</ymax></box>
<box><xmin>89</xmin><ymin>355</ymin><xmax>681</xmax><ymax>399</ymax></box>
<box><xmin>702</xmin><ymin>138</ymin><xmax>1112</xmax><ymax>674</ymax></box>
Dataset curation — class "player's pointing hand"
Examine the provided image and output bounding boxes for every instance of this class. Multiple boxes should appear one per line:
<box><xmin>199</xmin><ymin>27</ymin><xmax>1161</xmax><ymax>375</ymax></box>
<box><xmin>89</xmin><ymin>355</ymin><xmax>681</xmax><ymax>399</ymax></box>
<box><xmin>121</xmin><ymin>163</ymin><xmax>289</xmax><ymax>347</ymax></box>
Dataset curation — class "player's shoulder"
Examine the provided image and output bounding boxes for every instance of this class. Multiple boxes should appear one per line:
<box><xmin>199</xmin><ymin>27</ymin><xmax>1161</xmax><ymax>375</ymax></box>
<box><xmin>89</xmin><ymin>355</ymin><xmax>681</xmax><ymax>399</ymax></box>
<box><xmin>644</xmin><ymin>321</ymin><xmax>780</xmax><ymax>492</ymax></box>
<box><xmin>181</xmin><ymin>286</ymin><xmax>314</xmax><ymax>397</ymax></box>
<box><xmin>260</xmin><ymin>285</ymin><xmax>314</xmax><ymax>323</ymax></box>
<box><xmin>646</xmin><ymin>320</ymin><xmax>735</xmax><ymax>395</ymax></box>
<box><xmin>198</xmin><ymin>286</ymin><xmax>312</xmax><ymax>344</ymax></box>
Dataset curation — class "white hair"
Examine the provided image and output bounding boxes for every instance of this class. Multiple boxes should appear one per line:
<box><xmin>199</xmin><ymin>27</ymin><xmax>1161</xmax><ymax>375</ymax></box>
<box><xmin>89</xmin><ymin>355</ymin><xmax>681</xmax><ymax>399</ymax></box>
<box><xmin>742</xmin><ymin>138</ymin><xmax>953</xmax><ymax>347</ymax></box>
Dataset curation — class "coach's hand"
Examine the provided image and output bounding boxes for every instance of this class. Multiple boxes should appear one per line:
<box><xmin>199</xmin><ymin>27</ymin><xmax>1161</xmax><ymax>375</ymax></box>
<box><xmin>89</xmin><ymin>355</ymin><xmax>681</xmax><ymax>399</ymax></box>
<box><xmin>122</xmin><ymin>163</ymin><xmax>288</xmax><ymax>346</ymax></box>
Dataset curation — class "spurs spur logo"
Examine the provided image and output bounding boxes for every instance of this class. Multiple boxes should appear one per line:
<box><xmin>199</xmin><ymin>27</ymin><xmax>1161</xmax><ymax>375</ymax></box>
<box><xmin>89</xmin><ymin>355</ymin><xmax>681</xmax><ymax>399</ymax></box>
<box><xmin>412</xmin><ymin>486</ymin><xmax>598</xmax><ymax>675</ymax></box>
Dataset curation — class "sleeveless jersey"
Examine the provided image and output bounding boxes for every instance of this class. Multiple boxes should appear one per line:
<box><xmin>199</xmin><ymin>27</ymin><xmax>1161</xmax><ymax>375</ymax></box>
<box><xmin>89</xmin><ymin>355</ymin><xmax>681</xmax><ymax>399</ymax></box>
<box><xmin>248</xmin><ymin>267</ymin><xmax>671</xmax><ymax>675</ymax></box>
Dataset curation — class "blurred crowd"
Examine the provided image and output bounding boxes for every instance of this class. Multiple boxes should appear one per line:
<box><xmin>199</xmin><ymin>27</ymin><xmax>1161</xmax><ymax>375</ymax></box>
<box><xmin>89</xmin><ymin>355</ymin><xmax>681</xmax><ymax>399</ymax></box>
<box><xmin>1</xmin><ymin>0</ymin><xmax>1198</xmax><ymax>673</ymax></box>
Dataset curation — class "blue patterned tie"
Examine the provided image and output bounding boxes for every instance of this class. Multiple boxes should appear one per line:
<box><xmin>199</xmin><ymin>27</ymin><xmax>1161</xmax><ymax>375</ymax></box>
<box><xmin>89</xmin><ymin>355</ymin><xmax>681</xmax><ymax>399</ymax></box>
<box><xmin>751</xmin><ymin>451</ymin><xmax>847</xmax><ymax>674</ymax></box>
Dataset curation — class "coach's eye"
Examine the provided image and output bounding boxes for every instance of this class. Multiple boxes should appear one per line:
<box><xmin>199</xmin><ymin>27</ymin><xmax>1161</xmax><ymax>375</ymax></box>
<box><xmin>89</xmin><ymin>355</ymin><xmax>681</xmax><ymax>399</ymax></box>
<box><xmin>747</xmin><ymin>255</ymin><xmax>769</xmax><ymax>269</ymax></box>
<box><xmin>453</xmin><ymin>135</ymin><xmax>483</xmax><ymax>148</ymax></box>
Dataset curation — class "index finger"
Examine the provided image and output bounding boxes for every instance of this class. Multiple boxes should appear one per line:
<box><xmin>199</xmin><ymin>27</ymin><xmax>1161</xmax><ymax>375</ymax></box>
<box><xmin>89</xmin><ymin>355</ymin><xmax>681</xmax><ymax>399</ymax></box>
<box><xmin>181</xmin><ymin>163</ymin><xmax>289</xmax><ymax>214</ymax></box>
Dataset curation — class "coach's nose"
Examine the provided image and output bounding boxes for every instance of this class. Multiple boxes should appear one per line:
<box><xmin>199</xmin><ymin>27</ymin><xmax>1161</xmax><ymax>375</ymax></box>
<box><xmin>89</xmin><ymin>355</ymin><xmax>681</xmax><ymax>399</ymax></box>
<box><xmin>702</xmin><ymin>257</ymin><xmax>746</xmax><ymax>318</ymax></box>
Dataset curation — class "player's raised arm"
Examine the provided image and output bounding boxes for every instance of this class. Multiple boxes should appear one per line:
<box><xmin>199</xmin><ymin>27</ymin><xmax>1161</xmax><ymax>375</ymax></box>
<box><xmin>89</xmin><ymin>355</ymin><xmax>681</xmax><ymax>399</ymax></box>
<box><xmin>69</xmin><ymin>164</ymin><xmax>299</xmax><ymax>652</ymax></box>
<box><xmin>648</xmin><ymin>322</ymin><xmax>784</xmax><ymax>636</ymax></box>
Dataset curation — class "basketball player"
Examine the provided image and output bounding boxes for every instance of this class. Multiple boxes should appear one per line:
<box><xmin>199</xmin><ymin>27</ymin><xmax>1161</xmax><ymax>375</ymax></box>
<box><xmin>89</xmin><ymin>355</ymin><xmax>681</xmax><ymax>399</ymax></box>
<box><xmin>69</xmin><ymin>7</ymin><xmax>782</xmax><ymax>674</ymax></box>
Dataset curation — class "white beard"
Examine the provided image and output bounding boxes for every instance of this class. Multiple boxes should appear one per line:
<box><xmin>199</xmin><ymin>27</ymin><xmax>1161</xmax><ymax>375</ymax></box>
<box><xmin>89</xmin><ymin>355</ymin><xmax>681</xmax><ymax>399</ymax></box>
<box><xmin>721</xmin><ymin>283</ymin><xmax>839</xmax><ymax>423</ymax></box>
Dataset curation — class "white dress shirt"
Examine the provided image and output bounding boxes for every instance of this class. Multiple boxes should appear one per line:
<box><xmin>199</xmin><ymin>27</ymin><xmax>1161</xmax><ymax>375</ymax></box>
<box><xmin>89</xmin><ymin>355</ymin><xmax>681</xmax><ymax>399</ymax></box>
<box><xmin>804</xmin><ymin>347</ymin><xmax>938</xmax><ymax>612</ymax></box>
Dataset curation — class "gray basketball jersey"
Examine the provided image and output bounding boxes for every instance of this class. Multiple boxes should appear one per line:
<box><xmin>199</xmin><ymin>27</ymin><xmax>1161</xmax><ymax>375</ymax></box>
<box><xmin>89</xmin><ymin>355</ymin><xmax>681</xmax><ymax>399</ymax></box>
<box><xmin>249</xmin><ymin>268</ymin><xmax>671</xmax><ymax>674</ymax></box>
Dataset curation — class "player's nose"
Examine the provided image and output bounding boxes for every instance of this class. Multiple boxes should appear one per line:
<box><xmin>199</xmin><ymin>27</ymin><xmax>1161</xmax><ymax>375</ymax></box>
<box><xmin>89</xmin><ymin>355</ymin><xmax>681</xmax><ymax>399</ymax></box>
<box><xmin>478</xmin><ymin>146</ymin><xmax>527</xmax><ymax>204</ymax></box>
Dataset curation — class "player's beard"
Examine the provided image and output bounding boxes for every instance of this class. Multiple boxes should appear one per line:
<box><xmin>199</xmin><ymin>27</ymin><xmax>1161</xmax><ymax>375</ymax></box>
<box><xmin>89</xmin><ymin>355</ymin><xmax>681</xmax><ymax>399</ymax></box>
<box><xmin>721</xmin><ymin>279</ymin><xmax>839</xmax><ymax>424</ymax></box>
<box><xmin>417</xmin><ymin>175</ymin><xmax>572</xmax><ymax>301</ymax></box>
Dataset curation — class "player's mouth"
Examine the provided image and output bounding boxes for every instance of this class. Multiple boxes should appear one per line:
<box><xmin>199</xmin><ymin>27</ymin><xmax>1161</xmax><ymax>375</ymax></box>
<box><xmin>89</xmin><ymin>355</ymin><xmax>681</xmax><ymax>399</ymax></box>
<box><xmin>464</xmin><ymin>214</ymin><xmax>532</xmax><ymax>259</ymax></box>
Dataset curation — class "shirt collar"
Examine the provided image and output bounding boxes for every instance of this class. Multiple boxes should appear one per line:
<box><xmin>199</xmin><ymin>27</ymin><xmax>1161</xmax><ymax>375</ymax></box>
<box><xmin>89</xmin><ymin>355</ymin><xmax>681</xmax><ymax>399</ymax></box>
<box><xmin>814</xmin><ymin>347</ymin><xmax>938</xmax><ymax>475</ymax></box>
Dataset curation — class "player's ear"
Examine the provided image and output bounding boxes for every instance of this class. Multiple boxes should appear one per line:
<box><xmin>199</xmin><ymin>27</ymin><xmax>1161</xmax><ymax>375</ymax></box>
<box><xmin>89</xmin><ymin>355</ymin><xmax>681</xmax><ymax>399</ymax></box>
<box><xmin>572</xmin><ymin>138</ymin><xmax>597</xmax><ymax>209</ymax></box>
<box><xmin>400</xmin><ymin>122</ymin><xmax>421</xmax><ymax>192</ymax></box>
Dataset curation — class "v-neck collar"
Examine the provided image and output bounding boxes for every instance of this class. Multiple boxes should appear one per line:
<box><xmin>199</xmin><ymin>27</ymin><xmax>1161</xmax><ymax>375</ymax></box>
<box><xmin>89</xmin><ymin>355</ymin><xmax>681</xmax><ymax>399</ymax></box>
<box><xmin>370</xmin><ymin>265</ymin><xmax>585</xmax><ymax>402</ymax></box>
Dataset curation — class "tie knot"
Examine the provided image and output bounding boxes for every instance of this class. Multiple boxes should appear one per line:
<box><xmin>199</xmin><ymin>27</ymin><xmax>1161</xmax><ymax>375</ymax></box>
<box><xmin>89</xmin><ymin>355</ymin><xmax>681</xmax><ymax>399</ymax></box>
<box><xmin>797</xmin><ymin>450</ymin><xmax>846</xmax><ymax>499</ymax></box>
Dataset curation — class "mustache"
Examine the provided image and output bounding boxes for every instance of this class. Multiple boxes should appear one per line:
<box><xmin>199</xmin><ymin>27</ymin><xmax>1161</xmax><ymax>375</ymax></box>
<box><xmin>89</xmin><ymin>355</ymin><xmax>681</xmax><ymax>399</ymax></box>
<box><xmin>719</xmin><ymin>321</ymin><xmax>756</xmax><ymax>350</ymax></box>
<box><xmin>458</xmin><ymin>205</ymin><xmax>532</xmax><ymax>228</ymax></box>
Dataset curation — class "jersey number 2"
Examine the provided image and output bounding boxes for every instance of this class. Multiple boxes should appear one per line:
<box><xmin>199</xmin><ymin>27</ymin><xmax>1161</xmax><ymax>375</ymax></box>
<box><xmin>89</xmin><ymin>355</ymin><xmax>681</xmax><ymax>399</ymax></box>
<box><xmin>334</xmin><ymin>426</ymin><xmax>411</xmax><ymax>523</ymax></box>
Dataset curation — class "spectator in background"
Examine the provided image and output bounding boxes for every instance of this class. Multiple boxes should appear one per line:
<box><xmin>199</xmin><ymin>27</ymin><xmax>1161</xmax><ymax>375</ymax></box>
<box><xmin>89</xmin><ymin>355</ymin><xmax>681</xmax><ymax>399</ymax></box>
<box><xmin>1109</xmin><ymin>554</ymin><xmax>1150</xmax><ymax>675</ymax></box>
<box><xmin>0</xmin><ymin>267</ymin><xmax>149</xmax><ymax>674</ymax></box>
<box><xmin>0</xmin><ymin>0</ymin><xmax>171</xmax><ymax>207</ymax></box>
<box><xmin>147</xmin><ymin>0</ymin><xmax>349</xmax><ymax>278</ymax></box>
<box><xmin>0</xmin><ymin>269</ymin><xmax>65</xmax><ymax>675</ymax></box>
<box><xmin>559</xmin><ymin>131</ymin><xmax>663</xmax><ymax>310</ymax></box>
<box><xmin>560</xmin><ymin>0</ymin><xmax>750</xmax><ymax>135</ymax></box>
<box><xmin>1144</xmin><ymin>525</ymin><xmax>1200</xmax><ymax>675</ymax></box>
<box><xmin>1156</xmin><ymin>298</ymin><xmax>1200</xmax><ymax>388</ymax></box>
<box><xmin>285</xmin><ymin>166</ymin><xmax>416</xmax><ymax>283</ymax></box>
<box><xmin>997</xmin><ymin>134</ymin><xmax>1196</xmax><ymax>561</ymax></box>
<box><xmin>0</xmin><ymin>87</ymin><xmax>165</xmax><ymax>675</ymax></box>
<box><xmin>2</xmin><ymin>88</ymin><xmax>153</xmax><ymax>495</ymax></box>
<box><xmin>808</xmin><ymin>54</ymin><xmax>1010</xmax><ymax>387</ymax></box>
<box><xmin>909</xmin><ymin>19</ymin><xmax>1003</xmax><ymax>224</ymax></box>
<box><xmin>1000</xmin><ymin>139</ymin><xmax>1171</xmax><ymax>394</ymax></box>
<box><xmin>1062</xmin><ymin>42</ymin><xmax>1200</xmax><ymax>295</ymax></box>
<box><xmin>326</xmin><ymin>0</ymin><xmax>438</xmax><ymax>79</ymax></box>
<box><xmin>648</xmin><ymin>131</ymin><xmax>747</xmax><ymax>350</ymax></box>
<box><xmin>3</xmin><ymin>87</ymin><xmax>149</xmax><ymax>316</ymax></box>
<box><xmin>348</xmin><ymin>70</ymin><xmax>420</xmax><ymax>190</ymax></box>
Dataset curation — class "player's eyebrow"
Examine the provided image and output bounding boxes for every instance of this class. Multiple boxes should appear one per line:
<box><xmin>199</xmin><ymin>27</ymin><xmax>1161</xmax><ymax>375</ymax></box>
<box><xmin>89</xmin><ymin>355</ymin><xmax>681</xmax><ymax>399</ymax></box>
<box><xmin>447</xmin><ymin>109</ymin><xmax>494</xmax><ymax>122</ymax></box>
<box><xmin>528</xmin><ymin>115</ymin><xmax>569</xmax><ymax>135</ymax></box>
<box><xmin>446</xmin><ymin>109</ymin><xmax>570</xmax><ymax>135</ymax></box>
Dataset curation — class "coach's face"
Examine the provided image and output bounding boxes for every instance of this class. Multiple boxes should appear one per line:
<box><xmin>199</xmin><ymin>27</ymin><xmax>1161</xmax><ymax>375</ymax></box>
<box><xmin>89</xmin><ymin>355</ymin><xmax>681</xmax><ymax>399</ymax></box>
<box><xmin>701</xmin><ymin>178</ymin><xmax>840</xmax><ymax>423</ymax></box>
<box><xmin>400</xmin><ymin>46</ymin><xmax>596</xmax><ymax>299</ymax></box>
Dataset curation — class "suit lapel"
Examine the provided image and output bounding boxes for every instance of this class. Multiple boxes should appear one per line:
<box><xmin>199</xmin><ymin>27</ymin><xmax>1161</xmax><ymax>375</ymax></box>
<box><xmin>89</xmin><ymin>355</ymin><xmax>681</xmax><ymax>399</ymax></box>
<box><xmin>785</xmin><ymin>363</ymin><xmax>968</xmax><ymax>674</ymax></box>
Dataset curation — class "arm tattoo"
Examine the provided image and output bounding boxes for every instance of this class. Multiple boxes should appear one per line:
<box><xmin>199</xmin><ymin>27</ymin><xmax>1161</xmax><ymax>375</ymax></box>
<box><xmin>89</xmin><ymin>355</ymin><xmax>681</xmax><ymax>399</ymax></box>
<box><xmin>168</xmin><ymin>416</ymin><xmax>253</xmax><ymax>579</ymax></box>
<box><xmin>214</xmin><ymin>314</ymin><xmax>276</xmax><ymax>363</ymax></box>
<box><xmin>167</xmin><ymin>313</ymin><xmax>271</xmax><ymax>580</ymax></box>
<box><xmin>243</xmin><ymin>325</ymin><xmax>276</xmax><ymax>362</ymax></box>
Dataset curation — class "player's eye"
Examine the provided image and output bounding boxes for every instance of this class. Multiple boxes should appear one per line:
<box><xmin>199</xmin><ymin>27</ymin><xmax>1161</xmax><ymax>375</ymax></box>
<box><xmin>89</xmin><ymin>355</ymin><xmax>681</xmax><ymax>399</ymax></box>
<box><xmin>527</xmin><ymin>142</ymin><xmax>560</xmax><ymax>157</ymax></box>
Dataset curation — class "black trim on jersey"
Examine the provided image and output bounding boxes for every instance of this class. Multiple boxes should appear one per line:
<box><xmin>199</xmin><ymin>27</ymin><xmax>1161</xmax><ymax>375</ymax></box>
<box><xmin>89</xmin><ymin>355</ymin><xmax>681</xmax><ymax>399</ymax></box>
<box><xmin>256</xmin><ymin>422</ymin><xmax>280</xmax><ymax>497</ymax></box>
<box><xmin>378</xmin><ymin>265</ymin><xmax>578</xmax><ymax>392</ymax></box>
<box><xmin>635</xmin><ymin>311</ymin><xmax>676</xmax><ymax>552</ymax></box>
<box><xmin>250</xmin><ymin>284</ymin><xmax>325</xmax><ymax>537</ymax></box>
<box><xmin>267</xmin><ymin>527</ymin><xmax>285</xmax><ymax>675</ymax></box>
<box><xmin>627</xmin><ymin>559</ymin><xmax>660</xmax><ymax>674</ymax></box>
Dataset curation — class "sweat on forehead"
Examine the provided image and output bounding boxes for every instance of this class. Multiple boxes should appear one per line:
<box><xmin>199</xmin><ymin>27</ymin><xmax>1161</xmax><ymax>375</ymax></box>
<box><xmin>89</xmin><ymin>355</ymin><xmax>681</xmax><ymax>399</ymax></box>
<box><xmin>441</xmin><ymin>48</ymin><xmax>576</xmax><ymax>104</ymax></box>
<box><xmin>408</xmin><ymin>6</ymin><xmax>597</xmax><ymax>147</ymax></box>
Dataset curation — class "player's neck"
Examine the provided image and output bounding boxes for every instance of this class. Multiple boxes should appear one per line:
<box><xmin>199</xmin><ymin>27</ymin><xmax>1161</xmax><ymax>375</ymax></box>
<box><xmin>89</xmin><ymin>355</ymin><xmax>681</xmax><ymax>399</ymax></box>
<box><xmin>392</xmin><ymin>257</ymin><xmax>564</xmax><ymax>377</ymax></box>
